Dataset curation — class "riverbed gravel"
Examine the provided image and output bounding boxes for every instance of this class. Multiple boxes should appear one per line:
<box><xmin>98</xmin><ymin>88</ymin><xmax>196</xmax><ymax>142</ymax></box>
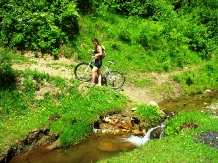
<box><xmin>197</xmin><ymin>131</ymin><xmax>218</xmax><ymax>150</ymax></box>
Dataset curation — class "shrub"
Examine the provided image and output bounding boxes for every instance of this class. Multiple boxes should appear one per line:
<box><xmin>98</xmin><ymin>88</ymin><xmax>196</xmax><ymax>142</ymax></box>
<box><xmin>135</xmin><ymin>103</ymin><xmax>164</xmax><ymax>125</ymax></box>
<box><xmin>0</xmin><ymin>0</ymin><xmax>79</xmax><ymax>55</ymax></box>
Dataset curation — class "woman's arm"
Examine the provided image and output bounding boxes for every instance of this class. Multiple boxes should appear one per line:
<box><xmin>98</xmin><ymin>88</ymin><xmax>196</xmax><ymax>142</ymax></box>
<box><xmin>92</xmin><ymin>45</ymin><xmax>102</xmax><ymax>59</ymax></box>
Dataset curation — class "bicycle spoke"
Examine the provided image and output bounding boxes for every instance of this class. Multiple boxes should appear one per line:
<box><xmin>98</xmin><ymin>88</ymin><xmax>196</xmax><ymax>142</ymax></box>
<box><xmin>74</xmin><ymin>63</ymin><xmax>92</xmax><ymax>81</ymax></box>
<box><xmin>106</xmin><ymin>70</ymin><xmax>125</xmax><ymax>89</ymax></box>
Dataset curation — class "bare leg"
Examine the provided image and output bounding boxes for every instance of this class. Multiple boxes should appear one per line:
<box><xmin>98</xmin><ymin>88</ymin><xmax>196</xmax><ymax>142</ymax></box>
<box><xmin>92</xmin><ymin>66</ymin><xmax>98</xmax><ymax>85</ymax></box>
<box><xmin>97</xmin><ymin>68</ymin><xmax>101</xmax><ymax>86</ymax></box>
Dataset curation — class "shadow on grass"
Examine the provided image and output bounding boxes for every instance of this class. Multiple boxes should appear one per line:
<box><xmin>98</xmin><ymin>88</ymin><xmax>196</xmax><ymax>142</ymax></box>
<box><xmin>0</xmin><ymin>70</ymin><xmax>17</xmax><ymax>90</ymax></box>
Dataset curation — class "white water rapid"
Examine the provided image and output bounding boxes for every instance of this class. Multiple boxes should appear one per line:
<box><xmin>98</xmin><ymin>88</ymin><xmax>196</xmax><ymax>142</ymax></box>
<box><xmin>123</xmin><ymin>121</ymin><xmax>166</xmax><ymax>147</ymax></box>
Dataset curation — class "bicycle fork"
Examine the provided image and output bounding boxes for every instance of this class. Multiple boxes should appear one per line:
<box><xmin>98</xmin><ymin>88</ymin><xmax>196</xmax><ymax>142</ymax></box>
<box><xmin>105</xmin><ymin>71</ymin><xmax>116</xmax><ymax>87</ymax></box>
<box><xmin>84</xmin><ymin>61</ymin><xmax>94</xmax><ymax>73</ymax></box>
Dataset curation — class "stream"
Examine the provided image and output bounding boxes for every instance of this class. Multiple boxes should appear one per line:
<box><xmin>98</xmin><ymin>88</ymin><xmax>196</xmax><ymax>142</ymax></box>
<box><xmin>8</xmin><ymin>91</ymin><xmax>218</xmax><ymax>163</ymax></box>
<box><xmin>8</xmin><ymin>133</ymin><xmax>136</xmax><ymax>163</ymax></box>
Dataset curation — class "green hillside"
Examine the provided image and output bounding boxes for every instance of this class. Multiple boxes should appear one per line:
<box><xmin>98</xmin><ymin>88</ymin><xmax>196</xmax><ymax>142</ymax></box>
<box><xmin>0</xmin><ymin>0</ymin><xmax>218</xmax><ymax>162</ymax></box>
<box><xmin>1</xmin><ymin>0</ymin><xmax>218</xmax><ymax>92</ymax></box>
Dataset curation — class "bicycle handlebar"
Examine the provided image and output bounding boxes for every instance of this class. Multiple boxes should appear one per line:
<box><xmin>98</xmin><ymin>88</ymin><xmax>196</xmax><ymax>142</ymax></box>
<box><xmin>107</xmin><ymin>61</ymin><xmax>115</xmax><ymax>64</ymax></box>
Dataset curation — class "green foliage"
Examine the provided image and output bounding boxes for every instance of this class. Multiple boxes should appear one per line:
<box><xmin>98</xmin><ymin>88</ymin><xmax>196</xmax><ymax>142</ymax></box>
<box><xmin>99</xmin><ymin>0</ymin><xmax>170</xmax><ymax>18</ymax></box>
<box><xmin>83</xmin><ymin>0</ymin><xmax>217</xmax><ymax>73</ymax></box>
<box><xmin>0</xmin><ymin>90</ymin><xmax>29</xmax><ymax>114</ymax></box>
<box><xmin>77</xmin><ymin>7</ymin><xmax>215</xmax><ymax>74</ymax></box>
<box><xmin>169</xmin><ymin>0</ymin><xmax>218</xmax><ymax>59</ymax></box>
<box><xmin>32</xmin><ymin>71</ymin><xmax>50</xmax><ymax>83</ymax></box>
<box><xmin>99</xmin><ymin>128</ymin><xmax>218</xmax><ymax>163</ymax></box>
<box><xmin>172</xmin><ymin>0</ymin><xmax>218</xmax><ymax>36</ymax></box>
<box><xmin>0</xmin><ymin>0</ymin><xmax>79</xmax><ymax>55</ymax></box>
<box><xmin>135</xmin><ymin>104</ymin><xmax>164</xmax><ymax>124</ymax></box>
<box><xmin>76</xmin><ymin>0</ymin><xmax>102</xmax><ymax>14</ymax></box>
<box><xmin>53</xmin><ymin>76</ymin><xmax>67</xmax><ymax>89</ymax></box>
<box><xmin>86</xmin><ymin>87</ymin><xmax>127</xmax><ymax>111</ymax></box>
<box><xmin>60</xmin><ymin>121</ymin><xmax>91</xmax><ymax>146</ymax></box>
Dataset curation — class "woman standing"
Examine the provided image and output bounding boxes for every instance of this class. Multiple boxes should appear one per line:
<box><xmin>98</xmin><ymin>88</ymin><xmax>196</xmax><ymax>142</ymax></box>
<box><xmin>90</xmin><ymin>38</ymin><xmax>103</xmax><ymax>87</ymax></box>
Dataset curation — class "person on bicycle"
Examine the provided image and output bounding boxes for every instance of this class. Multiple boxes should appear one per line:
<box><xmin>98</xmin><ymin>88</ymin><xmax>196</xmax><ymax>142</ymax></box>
<box><xmin>89</xmin><ymin>38</ymin><xmax>103</xmax><ymax>87</ymax></box>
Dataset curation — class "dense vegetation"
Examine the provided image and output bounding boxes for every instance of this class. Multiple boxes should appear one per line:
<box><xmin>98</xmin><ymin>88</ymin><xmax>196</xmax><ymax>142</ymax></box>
<box><xmin>1</xmin><ymin>0</ymin><xmax>218</xmax><ymax>92</ymax></box>
<box><xmin>0</xmin><ymin>0</ymin><xmax>218</xmax><ymax>162</ymax></box>
<box><xmin>0</xmin><ymin>0</ymin><xmax>79</xmax><ymax>55</ymax></box>
<box><xmin>1</xmin><ymin>0</ymin><xmax>217</xmax><ymax>68</ymax></box>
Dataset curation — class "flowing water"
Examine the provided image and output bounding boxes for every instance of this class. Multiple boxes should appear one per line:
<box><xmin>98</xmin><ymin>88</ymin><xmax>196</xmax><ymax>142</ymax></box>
<box><xmin>8</xmin><ymin>91</ymin><xmax>218</xmax><ymax>163</ymax></box>
<box><xmin>123</xmin><ymin>126</ymin><xmax>161</xmax><ymax>146</ymax></box>
<box><xmin>9</xmin><ymin>133</ymin><xmax>136</xmax><ymax>163</ymax></box>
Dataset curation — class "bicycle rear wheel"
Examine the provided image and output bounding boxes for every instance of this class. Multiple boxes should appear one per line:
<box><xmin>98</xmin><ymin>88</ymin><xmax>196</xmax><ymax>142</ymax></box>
<box><xmin>74</xmin><ymin>62</ymin><xmax>92</xmax><ymax>82</ymax></box>
<box><xmin>105</xmin><ymin>70</ymin><xmax>125</xmax><ymax>89</ymax></box>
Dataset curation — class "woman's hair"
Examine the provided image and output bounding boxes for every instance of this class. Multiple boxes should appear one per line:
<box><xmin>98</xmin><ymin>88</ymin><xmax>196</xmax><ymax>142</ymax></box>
<box><xmin>92</xmin><ymin>38</ymin><xmax>100</xmax><ymax>45</ymax></box>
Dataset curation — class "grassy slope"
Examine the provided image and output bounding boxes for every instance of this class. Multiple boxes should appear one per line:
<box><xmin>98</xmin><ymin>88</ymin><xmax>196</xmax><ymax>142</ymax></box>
<box><xmin>0</xmin><ymin>53</ymin><xmax>128</xmax><ymax>157</ymax></box>
<box><xmin>72</xmin><ymin>14</ymin><xmax>218</xmax><ymax>163</ymax></box>
<box><xmin>74</xmin><ymin>13</ymin><xmax>218</xmax><ymax>93</ymax></box>
<box><xmin>1</xmin><ymin>12</ymin><xmax>218</xmax><ymax>162</ymax></box>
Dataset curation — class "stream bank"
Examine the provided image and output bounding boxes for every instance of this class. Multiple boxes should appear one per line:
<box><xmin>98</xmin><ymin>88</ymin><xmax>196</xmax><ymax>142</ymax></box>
<box><xmin>1</xmin><ymin>91</ymin><xmax>218</xmax><ymax>163</ymax></box>
<box><xmin>0</xmin><ymin>128</ymin><xmax>59</xmax><ymax>163</ymax></box>
<box><xmin>1</xmin><ymin>102</ymin><xmax>165</xmax><ymax>163</ymax></box>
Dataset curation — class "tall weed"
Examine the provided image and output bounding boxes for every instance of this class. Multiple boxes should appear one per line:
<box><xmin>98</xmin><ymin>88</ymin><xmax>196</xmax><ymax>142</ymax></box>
<box><xmin>135</xmin><ymin>103</ymin><xmax>164</xmax><ymax>126</ymax></box>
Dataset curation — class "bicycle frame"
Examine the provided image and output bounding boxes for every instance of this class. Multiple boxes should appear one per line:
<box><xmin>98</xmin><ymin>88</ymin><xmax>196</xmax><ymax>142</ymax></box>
<box><xmin>101</xmin><ymin>63</ymin><xmax>113</xmax><ymax>76</ymax></box>
<box><xmin>89</xmin><ymin>59</ymin><xmax>114</xmax><ymax>76</ymax></box>
<box><xmin>74</xmin><ymin>58</ymin><xmax>125</xmax><ymax>89</ymax></box>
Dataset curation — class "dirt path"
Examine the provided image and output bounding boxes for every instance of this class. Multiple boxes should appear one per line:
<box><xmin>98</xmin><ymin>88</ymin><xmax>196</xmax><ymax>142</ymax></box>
<box><xmin>12</xmin><ymin>54</ymin><xmax>184</xmax><ymax>104</ymax></box>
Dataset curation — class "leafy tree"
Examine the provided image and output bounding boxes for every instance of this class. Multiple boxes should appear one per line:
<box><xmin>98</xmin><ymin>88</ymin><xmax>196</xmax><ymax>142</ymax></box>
<box><xmin>0</xmin><ymin>0</ymin><xmax>79</xmax><ymax>55</ymax></box>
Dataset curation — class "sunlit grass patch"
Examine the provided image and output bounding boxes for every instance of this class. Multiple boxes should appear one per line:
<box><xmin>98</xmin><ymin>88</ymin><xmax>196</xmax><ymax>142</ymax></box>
<box><xmin>172</xmin><ymin>61</ymin><xmax>218</xmax><ymax>94</ymax></box>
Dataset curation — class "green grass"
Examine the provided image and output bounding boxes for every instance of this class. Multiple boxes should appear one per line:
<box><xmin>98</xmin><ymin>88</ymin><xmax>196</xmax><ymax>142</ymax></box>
<box><xmin>172</xmin><ymin>60</ymin><xmax>218</xmax><ymax>94</ymax></box>
<box><xmin>135</xmin><ymin>103</ymin><xmax>164</xmax><ymax>126</ymax></box>
<box><xmin>98</xmin><ymin>134</ymin><xmax>218</xmax><ymax>163</ymax></box>
<box><xmin>75</xmin><ymin>12</ymin><xmax>213</xmax><ymax>75</ymax></box>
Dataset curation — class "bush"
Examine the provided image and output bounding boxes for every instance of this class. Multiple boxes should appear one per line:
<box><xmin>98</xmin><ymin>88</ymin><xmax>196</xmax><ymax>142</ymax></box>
<box><xmin>0</xmin><ymin>0</ymin><xmax>79</xmax><ymax>55</ymax></box>
<box><xmin>76</xmin><ymin>0</ymin><xmax>102</xmax><ymax>14</ymax></box>
<box><xmin>135</xmin><ymin>103</ymin><xmax>164</xmax><ymax>125</ymax></box>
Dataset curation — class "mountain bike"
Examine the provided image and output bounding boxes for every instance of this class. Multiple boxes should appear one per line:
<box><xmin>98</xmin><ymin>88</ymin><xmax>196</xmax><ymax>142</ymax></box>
<box><xmin>74</xmin><ymin>58</ymin><xmax>125</xmax><ymax>89</ymax></box>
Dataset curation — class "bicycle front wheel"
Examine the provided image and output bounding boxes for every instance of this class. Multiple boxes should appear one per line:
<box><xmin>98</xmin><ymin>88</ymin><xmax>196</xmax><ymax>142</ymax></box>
<box><xmin>106</xmin><ymin>70</ymin><xmax>125</xmax><ymax>89</ymax></box>
<box><xmin>74</xmin><ymin>62</ymin><xmax>93</xmax><ymax>82</ymax></box>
